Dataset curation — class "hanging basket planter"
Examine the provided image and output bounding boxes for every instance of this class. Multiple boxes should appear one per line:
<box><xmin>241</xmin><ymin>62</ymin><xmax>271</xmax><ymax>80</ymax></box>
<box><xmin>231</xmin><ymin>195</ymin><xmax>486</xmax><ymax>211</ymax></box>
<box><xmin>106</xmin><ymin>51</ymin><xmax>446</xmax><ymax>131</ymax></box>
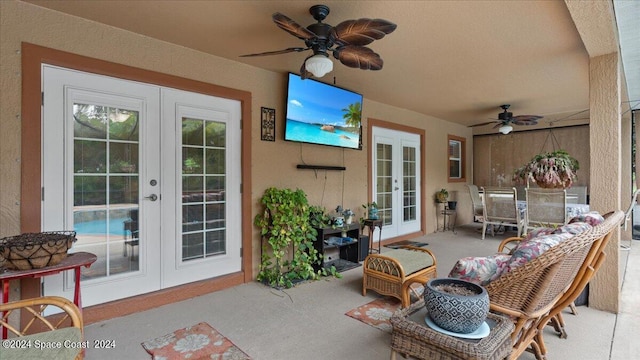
<box><xmin>0</xmin><ymin>231</ymin><xmax>77</xmax><ymax>270</ymax></box>
<box><xmin>513</xmin><ymin>150</ymin><xmax>579</xmax><ymax>189</ymax></box>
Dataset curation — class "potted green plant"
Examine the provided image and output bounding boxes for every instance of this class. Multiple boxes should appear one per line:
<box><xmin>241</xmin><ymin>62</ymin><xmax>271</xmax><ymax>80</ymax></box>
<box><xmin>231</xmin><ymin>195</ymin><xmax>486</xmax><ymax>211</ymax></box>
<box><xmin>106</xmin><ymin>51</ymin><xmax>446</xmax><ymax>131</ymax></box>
<box><xmin>362</xmin><ymin>202</ymin><xmax>379</xmax><ymax>220</ymax></box>
<box><xmin>309</xmin><ymin>205</ymin><xmax>331</xmax><ymax>229</ymax></box>
<box><xmin>513</xmin><ymin>149</ymin><xmax>579</xmax><ymax>188</ymax></box>
<box><xmin>436</xmin><ymin>189</ymin><xmax>449</xmax><ymax>203</ymax></box>
<box><xmin>342</xmin><ymin>208</ymin><xmax>355</xmax><ymax>224</ymax></box>
<box><xmin>254</xmin><ymin>187</ymin><xmax>322</xmax><ymax>288</ymax></box>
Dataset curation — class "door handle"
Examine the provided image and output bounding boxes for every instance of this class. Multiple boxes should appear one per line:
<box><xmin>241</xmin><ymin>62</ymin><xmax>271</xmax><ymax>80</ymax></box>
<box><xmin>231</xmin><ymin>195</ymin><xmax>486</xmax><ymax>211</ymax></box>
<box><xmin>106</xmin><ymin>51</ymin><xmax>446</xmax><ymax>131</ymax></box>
<box><xmin>144</xmin><ymin>194</ymin><xmax>158</xmax><ymax>201</ymax></box>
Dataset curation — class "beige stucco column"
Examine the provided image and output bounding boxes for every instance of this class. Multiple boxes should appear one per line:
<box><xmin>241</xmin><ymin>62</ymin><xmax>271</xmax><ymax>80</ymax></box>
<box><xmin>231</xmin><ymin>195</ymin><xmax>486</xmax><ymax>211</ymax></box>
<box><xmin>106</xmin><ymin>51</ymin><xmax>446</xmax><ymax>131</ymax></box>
<box><xmin>589</xmin><ymin>52</ymin><xmax>621</xmax><ymax>312</ymax></box>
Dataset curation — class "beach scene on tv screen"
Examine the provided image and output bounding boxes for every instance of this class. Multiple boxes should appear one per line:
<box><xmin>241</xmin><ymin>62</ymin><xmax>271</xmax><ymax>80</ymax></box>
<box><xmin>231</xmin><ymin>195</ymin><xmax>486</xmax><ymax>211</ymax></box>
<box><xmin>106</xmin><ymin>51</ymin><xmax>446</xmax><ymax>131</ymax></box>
<box><xmin>286</xmin><ymin>74</ymin><xmax>362</xmax><ymax>149</ymax></box>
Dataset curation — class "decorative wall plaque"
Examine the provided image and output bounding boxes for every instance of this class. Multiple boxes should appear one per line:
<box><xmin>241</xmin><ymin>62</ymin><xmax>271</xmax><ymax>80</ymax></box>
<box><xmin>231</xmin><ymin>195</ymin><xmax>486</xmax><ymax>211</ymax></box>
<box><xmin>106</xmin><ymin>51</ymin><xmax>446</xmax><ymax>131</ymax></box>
<box><xmin>261</xmin><ymin>107</ymin><xmax>275</xmax><ymax>142</ymax></box>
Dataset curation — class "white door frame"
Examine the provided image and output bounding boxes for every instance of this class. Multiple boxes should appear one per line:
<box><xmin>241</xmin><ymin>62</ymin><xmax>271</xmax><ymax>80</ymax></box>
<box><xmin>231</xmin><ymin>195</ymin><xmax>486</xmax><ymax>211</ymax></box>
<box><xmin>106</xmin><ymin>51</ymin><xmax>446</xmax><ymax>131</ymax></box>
<box><xmin>42</xmin><ymin>65</ymin><xmax>242</xmax><ymax>306</ymax></box>
<box><xmin>371</xmin><ymin>126</ymin><xmax>422</xmax><ymax>239</ymax></box>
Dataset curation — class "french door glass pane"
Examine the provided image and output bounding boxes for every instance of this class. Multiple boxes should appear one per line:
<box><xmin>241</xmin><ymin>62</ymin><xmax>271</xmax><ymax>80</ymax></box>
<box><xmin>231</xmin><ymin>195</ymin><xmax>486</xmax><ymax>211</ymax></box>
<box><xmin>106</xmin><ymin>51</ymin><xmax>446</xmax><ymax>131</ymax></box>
<box><xmin>72</xmin><ymin>104</ymin><xmax>140</xmax><ymax>281</ymax></box>
<box><xmin>181</xmin><ymin>117</ymin><xmax>227</xmax><ymax>262</ymax></box>
<box><xmin>376</xmin><ymin>143</ymin><xmax>393</xmax><ymax>226</ymax></box>
<box><xmin>403</xmin><ymin>146</ymin><xmax>417</xmax><ymax>221</ymax></box>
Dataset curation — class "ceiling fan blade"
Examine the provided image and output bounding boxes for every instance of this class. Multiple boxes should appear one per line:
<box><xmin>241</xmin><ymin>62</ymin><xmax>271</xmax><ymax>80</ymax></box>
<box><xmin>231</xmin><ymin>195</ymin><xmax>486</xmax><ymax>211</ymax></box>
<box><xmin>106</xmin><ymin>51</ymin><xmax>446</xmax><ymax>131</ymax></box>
<box><xmin>331</xmin><ymin>18</ymin><xmax>397</xmax><ymax>46</ymax></box>
<box><xmin>333</xmin><ymin>46</ymin><xmax>383</xmax><ymax>70</ymax></box>
<box><xmin>512</xmin><ymin>119</ymin><xmax>540</xmax><ymax>126</ymax></box>
<box><xmin>239</xmin><ymin>47</ymin><xmax>309</xmax><ymax>57</ymax></box>
<box><xmin>512</xmin><ymin>115</ymin><xmax>543</xmax><ymax>126</ymax></box>
<box><xmin>272</xmin><ymin>12</ymin><xmax>317</xmax><ymax>40</ymax></box>
<box><xmin>468</xmin><ymin>121</ymin><xmax>500</xmax><ymax>128</ymax></box>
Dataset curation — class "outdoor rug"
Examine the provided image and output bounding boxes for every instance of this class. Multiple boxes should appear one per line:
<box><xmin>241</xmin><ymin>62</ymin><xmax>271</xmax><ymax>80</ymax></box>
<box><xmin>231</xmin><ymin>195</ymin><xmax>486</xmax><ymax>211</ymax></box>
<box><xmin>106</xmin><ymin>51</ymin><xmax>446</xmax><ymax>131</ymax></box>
<box><xmin>141</xmin><ymin>322</ymin><xmax>251</xmax><ymax>360</ymax></box>
<box><xmin>384</xmin><ymin>240</ymin><xmax>429</xmax><ymax>249</ymax></box>
<box><xmin>345</xmin><ymin>287</ymin><xmax>424</xmax><ymax>333</ymax></box>
<box><xmin>345</xmin><ymin>296</ymin><xmax>401</xmax><ymax>332</ymax></box>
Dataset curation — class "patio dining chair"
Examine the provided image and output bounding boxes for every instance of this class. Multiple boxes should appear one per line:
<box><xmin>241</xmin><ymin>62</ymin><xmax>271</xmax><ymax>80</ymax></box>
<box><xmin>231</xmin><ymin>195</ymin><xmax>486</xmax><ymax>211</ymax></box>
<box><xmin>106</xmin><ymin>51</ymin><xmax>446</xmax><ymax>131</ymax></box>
<box><xmin>524</xmin><ymin>187</ymin><xmax>567</xmax><ymax>235</ymax></box>
<box><xmin>481</xmin><ymin>187</ymin><xmax>524</xmax><ymax>240</ymax></box>
<box><xmin>123</xmin><ymin>208</ymin><xmax>139</xmax><ymax>257</ymax></box>
<box><xmin>467</xmin><ymin>184</ymin><xmax>484</xmax><ymax>222</ymax></box>
<box><xmin>566</xmin><ymin>185</ymin><xmax>587</xmax><ymax>204</ymax></box>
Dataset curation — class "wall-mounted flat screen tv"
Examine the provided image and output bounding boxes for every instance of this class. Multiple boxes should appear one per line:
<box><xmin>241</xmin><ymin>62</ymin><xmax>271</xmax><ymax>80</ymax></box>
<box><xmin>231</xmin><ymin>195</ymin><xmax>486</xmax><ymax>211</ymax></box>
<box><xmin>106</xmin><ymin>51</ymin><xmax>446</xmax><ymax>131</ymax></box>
<box><xmin>284</xmin><ymin>73</ymin><xmax>363</xmax><ymax>150</ymax></box>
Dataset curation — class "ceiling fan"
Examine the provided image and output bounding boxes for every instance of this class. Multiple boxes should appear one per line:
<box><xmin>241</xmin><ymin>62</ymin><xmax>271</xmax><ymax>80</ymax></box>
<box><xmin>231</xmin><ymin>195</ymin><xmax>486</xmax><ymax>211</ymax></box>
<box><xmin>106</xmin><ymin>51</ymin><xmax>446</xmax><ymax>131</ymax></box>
<box><xmin>469</xmin><ymin>104</ymin><xmax>543</xmax><ymax>134</ymax></box>
<box><xmin>240</xmin><ymin>4</ymin><xmax>397</xmax><ymax>79</ymax></box>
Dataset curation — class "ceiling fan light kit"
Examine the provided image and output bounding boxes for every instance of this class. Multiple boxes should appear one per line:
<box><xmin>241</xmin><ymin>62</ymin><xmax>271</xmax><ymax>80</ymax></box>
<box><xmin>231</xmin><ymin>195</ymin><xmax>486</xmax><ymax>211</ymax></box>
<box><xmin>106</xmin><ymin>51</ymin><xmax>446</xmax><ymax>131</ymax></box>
<box><xmin>240</xmin><ymin>4</ymin><xmax>396</xmax><ymax>79</ymax></box>
<box><xmin>499</xmin><ymin>124</ymin><xmax>513</xmax><ymax>134</ymax></box>
<box><xmin>469</xmin><ymin>104</ymin><xmax>543</xmax><ymax>134</ymax></box>
<box><xmin>305</xmin><ymin>53</ymin><xmax>333</xmax><ymax>78</ymax></box>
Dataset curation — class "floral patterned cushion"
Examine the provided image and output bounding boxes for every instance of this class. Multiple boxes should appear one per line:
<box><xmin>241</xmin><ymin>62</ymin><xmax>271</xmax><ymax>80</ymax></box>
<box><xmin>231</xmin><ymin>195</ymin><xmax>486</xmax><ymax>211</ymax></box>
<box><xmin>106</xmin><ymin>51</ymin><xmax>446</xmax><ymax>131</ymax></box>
<box><xmin>523</xmin><ymin>227</ymin><xmax>556</xmax><ymax>241</ymax></box>
<box><xmin>451</xmin><ymin>214</ymin><xmax>599</xmax><ymax>286</ymax></box>
<box><xmin>569</xmin><ymin>211</ymin><xmax>604</xmax><ymax>226</ymax></box>
<box><xmin>554</xmin><ymin>221</ymin><xmax>592</xmax><ymax>235</ymax></box>
<box><xmin>448</xmin><ymin>254</ymin><xmax>512</xmax><ymax>286</ymax></box>
<box><xmin>497</xmin><ymin>232</ymin><xmax>574</xmax><ymax>277</ymax></box>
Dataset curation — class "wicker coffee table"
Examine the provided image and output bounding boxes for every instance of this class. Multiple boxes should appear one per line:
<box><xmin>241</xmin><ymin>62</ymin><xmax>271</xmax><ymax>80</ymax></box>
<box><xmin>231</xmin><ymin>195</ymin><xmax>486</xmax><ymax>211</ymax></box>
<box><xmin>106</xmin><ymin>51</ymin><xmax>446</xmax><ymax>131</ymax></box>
<box><xmin>390</xmin><ymin>299</ymin><xmax>514</xmax><ymax>360</ymax></box>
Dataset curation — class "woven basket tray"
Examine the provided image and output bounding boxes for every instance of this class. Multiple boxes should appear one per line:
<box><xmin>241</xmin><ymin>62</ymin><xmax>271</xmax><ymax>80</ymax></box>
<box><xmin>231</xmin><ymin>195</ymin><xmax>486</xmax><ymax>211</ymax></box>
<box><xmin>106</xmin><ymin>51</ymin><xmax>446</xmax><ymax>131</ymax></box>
<box><xmin>0</xmin><ymin>231</ymin><xmax>77</xmax><ymax>270</ymax></box>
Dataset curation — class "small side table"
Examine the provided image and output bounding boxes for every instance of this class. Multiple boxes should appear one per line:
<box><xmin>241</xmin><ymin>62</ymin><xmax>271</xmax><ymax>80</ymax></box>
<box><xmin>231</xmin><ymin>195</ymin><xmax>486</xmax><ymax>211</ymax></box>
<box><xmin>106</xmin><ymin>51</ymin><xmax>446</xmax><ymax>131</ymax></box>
<box><xmin>0</xmin><ymin>252</ymin><xmax>97</xmax><ymax>339</ymax></box>
<box><xmin>436</xmin><ymin>204</ymin><xmax>457</xmax><ymax>233</ymax></box>
<box><xmin>361</xmin><ymin>219</ymin><xmax>383</xmax><ymax>254</ymax></box>
<box><xmin>390</xmin><ymin>299</ymin><xmax>514</xmax><ymax>360</ymax></box>
<box><xmin>442</xmin><ymin>206</ymin><xmax>457</xmax><ymax>233</ymax></box>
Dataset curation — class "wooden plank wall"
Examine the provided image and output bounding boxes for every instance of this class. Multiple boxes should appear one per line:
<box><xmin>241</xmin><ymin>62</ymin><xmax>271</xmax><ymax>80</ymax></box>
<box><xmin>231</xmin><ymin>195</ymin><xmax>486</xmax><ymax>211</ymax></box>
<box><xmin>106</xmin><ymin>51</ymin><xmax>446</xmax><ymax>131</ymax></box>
<box><xmin>473</xmin><ymin>125</ymin><xmax>590</xmax><ymax>190</ymax></box>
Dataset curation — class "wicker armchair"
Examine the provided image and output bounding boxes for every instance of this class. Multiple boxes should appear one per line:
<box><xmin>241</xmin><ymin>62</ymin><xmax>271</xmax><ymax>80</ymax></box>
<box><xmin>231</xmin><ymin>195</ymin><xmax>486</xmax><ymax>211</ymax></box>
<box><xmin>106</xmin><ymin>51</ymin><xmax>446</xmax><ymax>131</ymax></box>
<box><xmin>488</xmin><ymin>210</ymin><xmax>624</xmax><ymax>360</ymax></box>
<box><xmin>0</xmin><ymin>296</ymin><xmax>84</xmax><ymax>359</ymax></box>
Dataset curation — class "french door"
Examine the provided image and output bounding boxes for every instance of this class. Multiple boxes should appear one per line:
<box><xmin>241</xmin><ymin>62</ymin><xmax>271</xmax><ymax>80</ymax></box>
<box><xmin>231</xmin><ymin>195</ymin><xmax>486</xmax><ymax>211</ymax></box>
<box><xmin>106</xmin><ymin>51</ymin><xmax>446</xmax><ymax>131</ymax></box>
<box><xmin>371</xmin><ymin>127</ymin><xmax>422</xmax><ymax>239</ymax></box>
<box><xmin>42</xmin><ymin>66</ymin><xmax>241</xmax><ymax>306</ymax></box>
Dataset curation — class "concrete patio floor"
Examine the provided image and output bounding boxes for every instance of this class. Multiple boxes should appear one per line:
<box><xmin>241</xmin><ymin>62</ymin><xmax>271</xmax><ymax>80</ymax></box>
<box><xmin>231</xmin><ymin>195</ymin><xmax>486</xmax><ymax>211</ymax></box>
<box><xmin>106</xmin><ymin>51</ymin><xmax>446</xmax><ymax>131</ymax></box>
<box><xmin>82</xmin><ymin>224</ymin><xmax>639</xmax><ymax>359</ymax></box>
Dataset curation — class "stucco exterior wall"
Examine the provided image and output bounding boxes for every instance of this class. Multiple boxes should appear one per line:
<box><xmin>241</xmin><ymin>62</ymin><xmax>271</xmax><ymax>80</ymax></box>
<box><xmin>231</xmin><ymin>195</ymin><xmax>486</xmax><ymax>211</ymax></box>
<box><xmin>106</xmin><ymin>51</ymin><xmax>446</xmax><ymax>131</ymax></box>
<box><xmin>0</xmin><ymin>1</ymin><xmax>473</xmax><ymax>283</ymax></box>
<box><xmin>588</xmin><ymin>52</ymin><xmax>621</xmax><ymax>313</ymax></box>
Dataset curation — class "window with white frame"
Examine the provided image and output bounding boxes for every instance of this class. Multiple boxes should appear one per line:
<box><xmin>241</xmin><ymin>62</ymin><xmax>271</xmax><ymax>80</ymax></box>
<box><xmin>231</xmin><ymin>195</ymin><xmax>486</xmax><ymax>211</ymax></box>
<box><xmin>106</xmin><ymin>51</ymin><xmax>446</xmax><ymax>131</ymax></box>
<box><xmin>448</xmin><ymin>135</ymin><xmax>466</xmax><ymax>182</ymax></box>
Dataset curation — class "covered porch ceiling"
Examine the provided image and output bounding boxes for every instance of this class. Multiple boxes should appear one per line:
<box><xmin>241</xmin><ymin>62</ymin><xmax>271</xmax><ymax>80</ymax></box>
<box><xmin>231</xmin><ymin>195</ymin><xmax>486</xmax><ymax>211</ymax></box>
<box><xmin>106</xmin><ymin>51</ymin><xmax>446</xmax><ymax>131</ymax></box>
<box><xmin>23</xmin><ymin>0</ymin><xmax>637</xmax><ymax>134</ymax></box>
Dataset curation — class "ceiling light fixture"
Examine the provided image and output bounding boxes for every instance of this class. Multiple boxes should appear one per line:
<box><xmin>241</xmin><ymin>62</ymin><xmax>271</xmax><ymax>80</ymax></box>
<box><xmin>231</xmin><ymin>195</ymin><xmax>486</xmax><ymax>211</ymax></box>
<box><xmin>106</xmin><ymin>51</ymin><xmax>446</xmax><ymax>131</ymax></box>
<box><xmin>499</xmin><ymin>124</ymin><xmax>513</xmax><ymax>134</ymax></box>
<box><xmin>305</xmin><ymin>54</ymin><xmax>333</xmax><ymax>78</ymax></box>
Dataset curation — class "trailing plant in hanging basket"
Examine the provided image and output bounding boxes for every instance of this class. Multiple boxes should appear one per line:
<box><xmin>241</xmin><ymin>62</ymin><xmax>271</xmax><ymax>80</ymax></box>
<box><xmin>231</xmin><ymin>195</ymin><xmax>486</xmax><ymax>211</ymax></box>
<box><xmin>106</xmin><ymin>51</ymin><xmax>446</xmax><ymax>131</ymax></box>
<box><xmin>513</xmin><ymin>149</ymin><xmax>579</xmax><ymax>188</ymax></box>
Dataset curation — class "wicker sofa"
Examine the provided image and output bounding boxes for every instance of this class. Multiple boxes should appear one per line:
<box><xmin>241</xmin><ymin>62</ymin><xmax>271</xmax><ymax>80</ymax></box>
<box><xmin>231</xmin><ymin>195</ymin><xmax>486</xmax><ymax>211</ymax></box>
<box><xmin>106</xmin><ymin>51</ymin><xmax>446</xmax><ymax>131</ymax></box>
<box><xmin>448</xmin><ymin>210</ymin><xmax>624</xmax><ymax>360</ymax></box>
<box><xmin>0</xmin><ymin>296</ymin><xmax>84</xmax><ymax>360</ymax></box>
